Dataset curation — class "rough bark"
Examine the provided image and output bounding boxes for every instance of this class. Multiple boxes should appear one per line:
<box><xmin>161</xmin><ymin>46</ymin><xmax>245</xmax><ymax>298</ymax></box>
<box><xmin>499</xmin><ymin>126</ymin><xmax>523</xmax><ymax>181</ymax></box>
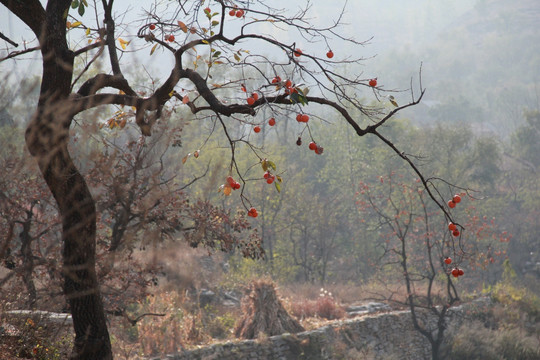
<box><xmin>1</xmin><ymin>0</ymin><xmax>113</xmax><ymax>358</ymax></box>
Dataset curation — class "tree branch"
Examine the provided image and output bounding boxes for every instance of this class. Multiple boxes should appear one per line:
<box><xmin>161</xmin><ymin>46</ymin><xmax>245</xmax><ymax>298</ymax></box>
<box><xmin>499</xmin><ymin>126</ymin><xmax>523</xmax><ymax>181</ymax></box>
<box><xmin>0</xmin><ymin>31</ymin><xmax>18</xmax><ymax>47</ymax></box>
<box><xmin>0</xmin><ymin>0</ymin><xmax>46</xmax><ymax>40</ymax></box>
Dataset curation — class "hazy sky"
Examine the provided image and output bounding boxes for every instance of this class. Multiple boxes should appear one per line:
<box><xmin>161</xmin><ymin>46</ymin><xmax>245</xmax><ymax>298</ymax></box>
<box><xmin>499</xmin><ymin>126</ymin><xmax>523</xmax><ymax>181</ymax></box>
<box><xmin>1</xmin><ymin>0</ymin><xmax>475</xmax><ymax>80</ymax></box>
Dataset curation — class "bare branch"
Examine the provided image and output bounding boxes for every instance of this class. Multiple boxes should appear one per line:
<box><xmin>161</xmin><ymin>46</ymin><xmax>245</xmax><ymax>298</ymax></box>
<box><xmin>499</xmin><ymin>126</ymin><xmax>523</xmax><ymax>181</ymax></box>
<box><xmin>0</xmin><ymin>46</ymin><xmax>40</xmax><ymax>62</ymax></box>
<box><xmin>0</xmin><ymin>31</ymin><xmax>18</xmax><ymax>47</ymax></box>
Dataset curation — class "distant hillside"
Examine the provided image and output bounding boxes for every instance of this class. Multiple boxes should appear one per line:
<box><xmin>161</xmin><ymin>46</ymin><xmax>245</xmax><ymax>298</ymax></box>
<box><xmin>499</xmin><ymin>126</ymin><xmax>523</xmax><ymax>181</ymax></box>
<box><xmin>372</xmin><ymin>0</ymin><xmax>540</xmax><ymax>134</ymax></box>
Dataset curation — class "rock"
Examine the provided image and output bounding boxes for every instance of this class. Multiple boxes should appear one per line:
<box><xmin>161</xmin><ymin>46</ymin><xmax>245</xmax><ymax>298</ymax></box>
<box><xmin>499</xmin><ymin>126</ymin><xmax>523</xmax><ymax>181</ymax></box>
<box><xmin>199</xmin><ymin>289</ymin><xmax>216</xmax><ymax>307</ymax></box>
<box><xmin>4</xmin><ymin>310</ymin><xmax>72</xmax><ymax>326</ymax></box>
<box><xmin>346</xmin><ymin>302</ymin><xmax>391</xmax><ymax>317</ymax></box>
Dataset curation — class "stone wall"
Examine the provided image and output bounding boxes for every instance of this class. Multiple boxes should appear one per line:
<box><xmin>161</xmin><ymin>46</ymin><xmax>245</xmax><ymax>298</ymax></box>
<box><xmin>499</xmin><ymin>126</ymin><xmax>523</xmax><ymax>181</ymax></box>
<box><xmin>150</xmin><ymin>300</ymin><xmax>488</xmax><ymax>360</ymax></box>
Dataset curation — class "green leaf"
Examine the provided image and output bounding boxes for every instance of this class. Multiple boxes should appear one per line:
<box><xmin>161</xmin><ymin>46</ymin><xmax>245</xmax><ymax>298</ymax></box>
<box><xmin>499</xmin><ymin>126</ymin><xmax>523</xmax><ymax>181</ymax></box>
<box><xmin>294</xmin><ymin>88</ymin><xmax>309</xmax><ymax>105</ymax></box>
<box><xmin>290</xmin><ymin>92</ymin><xmax>300</xmax><ymax>104</ymax></box>
<box><xmin>211</xmin><ymin>20</ymin><xmax>219</xmax><ymax>27</ymax></box>
<box><xmin>71</xmin><ymin>0</ymin><xmax>79</xmax><ymax>9</ymax></box>
<box><xmin>212</xmin><ymin>51</ymin><xmax>221</xmax><ymax>58</ymax></box>
<box><xmin>234</xmin><ymin>53</ymin><xmax>241</xmax><ymax>62</ymax></box>
<box><xmin>274</xmin><ymin>181</ymin><xmax>281</xmax><ymax>193</ymax></box>
<box><xmin>267</xmin><ymin>160</ymin><xmax>277</xmax><ymax>171</ymax></box>
<box><xmin>78</xmin><ymin>4</ymin><xmax>85</xmax><ymax>16</ymax></box>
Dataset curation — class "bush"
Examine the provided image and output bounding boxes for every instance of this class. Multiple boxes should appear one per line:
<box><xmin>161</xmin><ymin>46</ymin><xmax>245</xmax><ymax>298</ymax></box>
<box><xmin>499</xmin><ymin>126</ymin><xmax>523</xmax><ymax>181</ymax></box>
<box><xmin>290</xmin><ymin>289</ymin><xmax>346</xmax><ymax>320</ymax></box>
<box><xmin>443</xmin><ymin>321</ymin><xmax>540</xmax><ymax>360</ymax></box>
<box><xmin>492</xmin><ymin>282</ymin><xmax>540</xmax><ymax>329</ymax></box>
<box><xmin>0</xmin><ymin>314</ymin><xmax>72</xmax><ymax>360</ymax></box>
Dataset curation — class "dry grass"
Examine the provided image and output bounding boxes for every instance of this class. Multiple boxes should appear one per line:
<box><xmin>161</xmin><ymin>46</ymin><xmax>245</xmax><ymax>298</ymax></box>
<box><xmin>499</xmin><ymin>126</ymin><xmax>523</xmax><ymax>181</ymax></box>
<box><xmin>234</xmin><ymin>279</ymin><xmax>304</xmax><ymax>339</ymax></box>
<box><xmin>290</xmin><ymin>293</ymin><xmax>345</xmax><ymax>321</ymax></box>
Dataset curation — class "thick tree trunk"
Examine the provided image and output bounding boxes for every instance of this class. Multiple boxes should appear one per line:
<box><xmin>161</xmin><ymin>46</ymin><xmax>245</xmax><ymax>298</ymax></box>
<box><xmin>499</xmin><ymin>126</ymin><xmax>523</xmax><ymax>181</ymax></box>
<box><xmin>21</xmin><ymin>2</ymin><xmax>113</xmax><ymax>358</ymax></box>
<box><xmin>27</xmin><ymin>96</ymin><xmax>113</xmax><ymax>360</ymax></box>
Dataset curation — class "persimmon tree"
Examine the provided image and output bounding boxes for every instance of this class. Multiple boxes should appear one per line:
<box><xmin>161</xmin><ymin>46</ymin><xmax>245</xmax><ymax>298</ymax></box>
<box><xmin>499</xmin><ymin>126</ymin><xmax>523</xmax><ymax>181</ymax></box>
<box><xmin>0</xmin><ymin>0</ymin><xmax>456</xmax><ymax>358</ymax></box>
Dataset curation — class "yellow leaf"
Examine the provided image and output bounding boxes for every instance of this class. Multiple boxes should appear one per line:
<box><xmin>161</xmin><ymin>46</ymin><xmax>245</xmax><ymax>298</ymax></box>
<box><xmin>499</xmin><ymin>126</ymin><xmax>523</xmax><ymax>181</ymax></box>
<box><xmin>85</xmin><ymin>28</ymin><xmax>90</xmax><ymax>36</ymax></box>
<box><xmin>71</xmin><ymin>21</ymin><xmax>82</xmax><ymax>28</ymax></box>
<box><xmin>118</xmin><ymin>38</ymin><xmax>130</xmax><ymax>50</ymax></box>
<box><xmin>261</xmin><ymin>159</ymin><xmax>268</xmax><ymax>172</ymax></box>
<box><xmin>223</xmin><ymin>185</ymin><xmax>232</xmax><ymax>196</ymax></box>
<box><xmin>202</xmin><ymin>39</ymin><xmax>209</xmax><ymax>44</ymax></box>
<box><xmin>150</xmin><ymin>43</ymin><xmax>158</xmax><ymax>55</ymax></box>
<box><xmin>177</xmin><ymin>21</ymin><xmax>188</xmax><ymax>33</ymax></box>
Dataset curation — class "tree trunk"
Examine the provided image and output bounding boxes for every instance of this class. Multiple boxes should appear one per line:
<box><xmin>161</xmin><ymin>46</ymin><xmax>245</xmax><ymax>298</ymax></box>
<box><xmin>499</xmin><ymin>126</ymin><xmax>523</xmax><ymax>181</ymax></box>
<box><xmin>22</xmin><ymin>3</ymin><xmax>113</xmax><ymax>358</ymax></box>
<box><xmin>27</xmin><ymin>101</ymin><xmax>113</xmax><ymax>360</ymax></box>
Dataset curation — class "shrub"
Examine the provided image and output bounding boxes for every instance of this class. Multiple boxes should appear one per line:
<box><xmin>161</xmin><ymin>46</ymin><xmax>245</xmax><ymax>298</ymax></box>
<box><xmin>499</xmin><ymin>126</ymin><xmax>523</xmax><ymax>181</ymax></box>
<box><xmin>290</xmin><ymin>289</ymin><xmax>346</xmax><ymax>320</ymax></box>
<box><xmin>443</xmin><ymin>321</ymin><xmax>540</xmax><ymax>360</ymax></box>
<box><xmin>0</xmin><ymin>314</ymin><xmax>72</xmax><ymax>360</ymax></box>
<box><xmin>314</xmin><ymin>295</ymin><xmax>346</xmax><ymax>320</ymax></box>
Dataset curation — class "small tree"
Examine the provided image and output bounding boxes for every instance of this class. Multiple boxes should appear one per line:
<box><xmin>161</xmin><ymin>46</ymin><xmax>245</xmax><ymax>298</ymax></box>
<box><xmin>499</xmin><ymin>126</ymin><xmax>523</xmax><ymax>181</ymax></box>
<box><xmin>356</xmin><ymin>172</ymin><xmax>508</xmax><ymax>360</ymax></box>
<box><xmin>1</xmin><ymin>1</ymin><xmax>454</xmax><ymax>358</ymax></box>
